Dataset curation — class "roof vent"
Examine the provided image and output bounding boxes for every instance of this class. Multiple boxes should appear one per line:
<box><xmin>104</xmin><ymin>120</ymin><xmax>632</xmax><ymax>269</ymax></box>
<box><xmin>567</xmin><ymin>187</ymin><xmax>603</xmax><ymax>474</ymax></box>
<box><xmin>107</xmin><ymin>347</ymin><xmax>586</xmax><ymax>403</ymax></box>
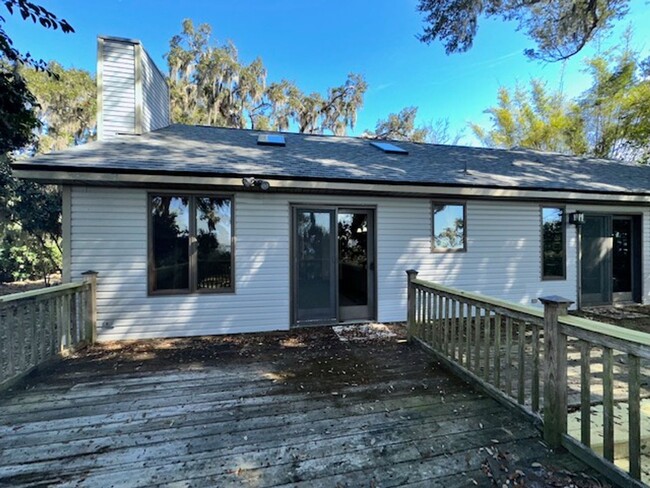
<box><xmin>370</xmin><ymin>141</ymin><xmax>408</xmax><ymax>155</ymax></box>
<box><xmin>257</xmin><ymin>134</ymin><xmax>286</xmax><ymax>146</ymax></box>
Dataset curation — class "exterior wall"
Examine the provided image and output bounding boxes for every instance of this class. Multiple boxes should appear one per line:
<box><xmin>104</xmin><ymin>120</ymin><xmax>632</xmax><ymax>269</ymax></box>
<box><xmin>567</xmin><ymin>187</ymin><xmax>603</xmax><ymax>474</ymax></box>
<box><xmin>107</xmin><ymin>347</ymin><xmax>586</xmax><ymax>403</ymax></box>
<box><xmin>141</xmin><ymin>50</ymin><xmax>169</xmax><ymax>133</ymax></box>
<box><xmin>97</xmin><ymin>37</ymin><xmax>169</xmax><ymax>141</ymax></box>
<box><xmin>69</xmin><ymin>186</ymin><xmax>650</xmax><ymax>340</ymax></box>
<box><xmin>98</xmin><ymin>39</ymin><xmax>136</xmax><ymax>140</ymax></box>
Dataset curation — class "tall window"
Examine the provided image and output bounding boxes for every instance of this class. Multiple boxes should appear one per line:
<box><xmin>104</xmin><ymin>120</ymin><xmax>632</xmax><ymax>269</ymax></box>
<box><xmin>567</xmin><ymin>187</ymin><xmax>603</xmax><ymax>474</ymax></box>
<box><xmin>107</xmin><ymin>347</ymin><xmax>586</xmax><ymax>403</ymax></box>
<box><xmin>541</xmin><ymin>207</ymin><xmax>565</xmax><ymax>280</ymax></box>
<box><xmin>150</xmin><ymin>195</ymin><xmax>233</xmax><ymax>294</ymax></box>
<box><xmin>432</xmin><ymin>202</ymin><xmax>466</xmax><ymax>252</ymax></box>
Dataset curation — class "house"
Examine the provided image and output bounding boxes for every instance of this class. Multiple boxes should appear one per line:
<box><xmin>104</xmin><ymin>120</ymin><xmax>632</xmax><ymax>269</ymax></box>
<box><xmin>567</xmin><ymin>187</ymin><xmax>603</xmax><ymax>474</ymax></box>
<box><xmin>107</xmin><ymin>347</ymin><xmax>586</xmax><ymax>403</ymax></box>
<box><xmin>14</xmin><ymin>36</ymin><xmax>650</xmax><ymax>341</ymax></box>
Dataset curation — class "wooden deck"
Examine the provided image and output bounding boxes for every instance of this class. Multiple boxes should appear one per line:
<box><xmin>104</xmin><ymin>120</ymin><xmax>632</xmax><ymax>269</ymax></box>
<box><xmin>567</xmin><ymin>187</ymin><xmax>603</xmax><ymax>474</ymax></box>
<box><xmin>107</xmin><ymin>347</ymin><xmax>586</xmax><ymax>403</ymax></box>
<box><xmin>0</xmin><ymin>327</ymin><xmax>597</xmax><ymax>487</ymax></box>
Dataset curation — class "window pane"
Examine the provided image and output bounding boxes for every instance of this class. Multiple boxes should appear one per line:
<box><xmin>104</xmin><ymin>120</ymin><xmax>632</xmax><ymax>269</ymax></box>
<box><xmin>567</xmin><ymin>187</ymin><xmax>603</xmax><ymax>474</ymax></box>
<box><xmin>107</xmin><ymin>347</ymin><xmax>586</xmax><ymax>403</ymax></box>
<box><xmin>433</xmin><ymin>204</ymin><xmax>465</xmax><ymax>250</ymax></box>
<box><xmin>197</xmin><ymin>197</ymin><xmax>233</xmax><ymax>290</ymax></box>
<box><xmin>151</xmin><ymin>196</ymin><xmax>190</xmax><ymax>291</ymax></box>
<box><xmin>542</xmin><ymin>207</ymin><xmax>565</xmax><ymax>278</ymax></box>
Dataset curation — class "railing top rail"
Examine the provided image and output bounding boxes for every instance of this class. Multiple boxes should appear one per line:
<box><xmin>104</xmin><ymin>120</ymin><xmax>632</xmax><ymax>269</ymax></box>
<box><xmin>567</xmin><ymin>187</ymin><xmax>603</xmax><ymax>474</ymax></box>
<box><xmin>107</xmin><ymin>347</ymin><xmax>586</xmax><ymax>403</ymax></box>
<box><xmin>560</xmin><ymin>314</ymin><xmax>650</xmax><ymax>351</ymax></box>
<box><xmin>0</xmin><ymin>282</ymin><xmax>86</xmax><ymax>304</ymax></box>
<box><xmin>412</xmin><ymin>278</ymin><xmax>544</xmax><ymax>320</ymax></box>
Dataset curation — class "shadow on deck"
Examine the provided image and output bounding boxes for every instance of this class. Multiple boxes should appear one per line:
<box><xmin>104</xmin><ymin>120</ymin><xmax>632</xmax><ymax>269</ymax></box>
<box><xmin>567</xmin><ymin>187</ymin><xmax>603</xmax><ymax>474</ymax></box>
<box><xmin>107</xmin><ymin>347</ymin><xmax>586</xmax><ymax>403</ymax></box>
<box><xmin>0</xmin><ymin>326</ymin><xmax>601</xmax><ymax>487</ymax></box>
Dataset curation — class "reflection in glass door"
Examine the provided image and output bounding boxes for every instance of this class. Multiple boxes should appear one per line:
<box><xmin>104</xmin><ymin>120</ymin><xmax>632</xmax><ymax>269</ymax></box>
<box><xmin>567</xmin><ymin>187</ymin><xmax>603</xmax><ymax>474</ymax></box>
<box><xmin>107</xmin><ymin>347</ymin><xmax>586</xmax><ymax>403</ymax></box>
<box><xmin>338</xmin><ymin>210</ymin><xmax>374</xmax><ymax>322</ymax></box>
<box><xmin>580</xmin><ymin>215</ymin><xmax>612</xmax><ymax>306</ymax></box>
<box><xmin>612</xmin><ymin>217</ymin><xmax>633</xmax><ymax>303</ymax></box>
<box><xmin>294</xmin><ymin>209</ymin><xmax>337</xmax><ymax>324</ymax></box>
<box><xmin>293</xmin><ymin>207</ymin><xmax>376</xmax><ymax>326</ymax></box>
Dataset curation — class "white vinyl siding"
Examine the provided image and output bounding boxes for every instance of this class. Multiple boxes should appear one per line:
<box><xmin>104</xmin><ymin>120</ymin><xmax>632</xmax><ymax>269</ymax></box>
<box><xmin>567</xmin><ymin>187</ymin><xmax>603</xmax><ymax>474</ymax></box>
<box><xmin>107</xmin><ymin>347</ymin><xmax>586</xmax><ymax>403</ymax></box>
<box><xmin>99</xmin><ymin>40</ymin><xmax>135</xmax><ymax>140</ymax></box>
<box><xmin>69</xmin><ymin>187</ymin><xmax>650</xmax><ymax>340</ymax></box>
<box><xmin>141</xmin><ymin>51</ymin><xmax>169</xmax><ymax>132</ymax></box>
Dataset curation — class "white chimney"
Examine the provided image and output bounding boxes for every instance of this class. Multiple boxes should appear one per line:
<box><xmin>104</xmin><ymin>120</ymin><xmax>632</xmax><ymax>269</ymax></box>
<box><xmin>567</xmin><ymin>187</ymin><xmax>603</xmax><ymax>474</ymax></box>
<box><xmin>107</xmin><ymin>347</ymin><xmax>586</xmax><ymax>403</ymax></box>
<box><xmin>96</xmin><ymin>35</ymin><xmax>170</xmax><ymax>141</ymax></box>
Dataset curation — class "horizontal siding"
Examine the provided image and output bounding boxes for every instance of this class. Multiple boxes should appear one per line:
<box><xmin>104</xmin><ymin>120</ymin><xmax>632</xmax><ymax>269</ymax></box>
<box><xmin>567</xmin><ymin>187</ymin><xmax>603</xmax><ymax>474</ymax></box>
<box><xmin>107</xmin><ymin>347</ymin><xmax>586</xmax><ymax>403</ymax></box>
<box><xmin>100</xmin><ymin>40</ymin><xmax>135</xmax><ymax>139</ymax></box>
<box><xmin>70</xmin><ymin>188</ymin><xmax>650</xmax><ymax>340</ymax></box>
<box><xmin>71</xmin><ymin>188</ymin><xmax>290</xmax><ymax>340</ymax></box>
<box><xmin>141</xmin><ymin>51</ymin><xmax>169</xmax><ymax>132</ymax></box>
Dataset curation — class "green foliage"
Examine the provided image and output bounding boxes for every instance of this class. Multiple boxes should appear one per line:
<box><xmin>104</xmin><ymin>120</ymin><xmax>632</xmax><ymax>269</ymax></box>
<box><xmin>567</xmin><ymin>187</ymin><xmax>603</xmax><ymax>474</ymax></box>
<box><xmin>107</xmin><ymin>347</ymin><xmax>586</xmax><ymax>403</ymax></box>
<box><xmin>471</xmin><ymin>80</ymin><xmax>588</xmax><ymax>154</ymax></box>
<box><xmin>166</xmin><ymin>20</ymin><xmax>367</xmax><ymax>135</ymax></box>
<box><xmin>0</xmin><ymin>2</ymin><xmax>77</xmax><ymax>283</ymax></box>
<box><xmin>472</xmin><ymin>42</ymin><xmax>650</xmax><ymax>164</ymax></box>
<box><xmin>417</xmin><ymin>0</ymin><xmax>628</xmax><ymax>62</ymax></box>
<box><xmin>23</xmin><ymin>62</ymin><xmax>96</xmax><ymax>153</ymax></box>
<box><xmin>0</xmin><ymin>155</ymin><xmax>61</xmax><ymax>282</ymax></box>
<box><xmin>578</xmin><ymin>45</ymin><xmax>650</xmax><ymax>163</ymax></box>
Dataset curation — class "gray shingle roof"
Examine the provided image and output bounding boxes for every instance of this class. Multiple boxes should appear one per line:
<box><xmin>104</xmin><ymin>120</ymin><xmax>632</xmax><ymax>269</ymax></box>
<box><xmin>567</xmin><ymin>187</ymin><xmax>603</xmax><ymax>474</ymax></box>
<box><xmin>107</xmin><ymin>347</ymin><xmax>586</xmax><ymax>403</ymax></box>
<box><xmin>15</xmin><ymin>124</ymin><xmax>650</xmax><ymax>194</ymax></box>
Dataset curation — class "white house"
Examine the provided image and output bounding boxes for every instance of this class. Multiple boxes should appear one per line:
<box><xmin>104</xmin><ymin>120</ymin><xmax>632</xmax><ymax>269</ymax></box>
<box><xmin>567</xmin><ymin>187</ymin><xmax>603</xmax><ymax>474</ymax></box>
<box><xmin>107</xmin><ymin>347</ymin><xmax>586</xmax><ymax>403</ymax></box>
<box><xmin>14</xmin><ymin>36</ymin><xmax>650</xmax><ymax>341</ymax></box>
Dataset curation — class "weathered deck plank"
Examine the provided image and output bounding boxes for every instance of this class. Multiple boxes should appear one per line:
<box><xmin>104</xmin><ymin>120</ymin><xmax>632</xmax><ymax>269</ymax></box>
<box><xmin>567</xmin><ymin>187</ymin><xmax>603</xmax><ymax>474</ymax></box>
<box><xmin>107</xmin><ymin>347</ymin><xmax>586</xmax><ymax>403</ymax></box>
<box><xmin>0</xmin><ymin>327</ymin><xmax>598</xmax><ymax>487</ymax></box>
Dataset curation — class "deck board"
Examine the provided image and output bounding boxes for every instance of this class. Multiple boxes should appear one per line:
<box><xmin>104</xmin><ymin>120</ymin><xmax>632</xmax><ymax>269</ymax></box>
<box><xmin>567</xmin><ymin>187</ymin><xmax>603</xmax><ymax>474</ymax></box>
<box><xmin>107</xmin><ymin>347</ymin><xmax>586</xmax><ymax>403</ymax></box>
<box><xmin>0</xmin><ymin>327</ymin><xmax>598</xmax><ymax>487</ymax></box>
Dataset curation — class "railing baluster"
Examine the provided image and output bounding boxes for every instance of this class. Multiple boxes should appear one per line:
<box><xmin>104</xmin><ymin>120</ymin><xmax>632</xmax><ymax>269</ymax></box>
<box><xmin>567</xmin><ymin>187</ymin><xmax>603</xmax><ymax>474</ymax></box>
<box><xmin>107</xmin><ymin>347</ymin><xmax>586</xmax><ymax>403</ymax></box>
<box><xmin>518</xmin><ymin>321</ymin><xmax>526</xmax><ymax>405</ymax></box>
<box><xmin>602</xmin><ymin>347</ymin><xmax>614</xmax><ymax>462</ymax></box>
<box><xmin>465</xmin><ymin>304</ymin><xmax>473</xmax><ymax>369</ymax></box>
<box><xmin>424</xmin><ymin>292</ymin><xmax>435</xmax><ymax>345</ymax></box>
<box><xmin>505</xmin><ymin>316</ymin><xmax>513</xmax><ymax>396</ymax></box>
<box><xmin>450</xmin><ymin>299</ymin><xmax>457</xmax><ymax>361</ymax></box>
<box><xmin>580</xmin><ymin>341</ymin><xmax>591</xmax><ymax>447</ymax></box>
<box><xmin>494</xmin><ymin>314</ymin><xmax>501</xmax><ymax>389</ymax></box>
<box><xmin>474</xmin><ymin>306</ymin><xmax>481</xmax><ymax>374</ymax></box>
<box><xmin>531</xmin><ymin>324</ymin><xmax>540</xmax><ymax>413</ymax></box>
<box><xmin>483</xmin><ymin>310</ymin><xmax>491</xmax><ymax>381</ymax></box>
<box><xmin>443</xmin><ymin>296</ymin><xmax>449</xmax><ymax>356</ymax></box>
<box><xmin>628</xmin><ymin>354</ymin><xmax>641</xmax><ymax>480</ymax></box>
<box><xmin>458</xmin><ymin>303</ymin><xmax>466</xmax><ymax>367</ymax></box>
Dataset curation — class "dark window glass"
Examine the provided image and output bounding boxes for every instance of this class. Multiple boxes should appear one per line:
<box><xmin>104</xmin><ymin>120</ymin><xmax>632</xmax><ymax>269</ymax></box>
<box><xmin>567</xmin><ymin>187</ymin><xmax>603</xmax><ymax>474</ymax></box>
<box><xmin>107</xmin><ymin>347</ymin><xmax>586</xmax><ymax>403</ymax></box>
<box><xmin>542</xmin><ymin>207</ymin><xmax>565</xmax><ymax>279</ymax></box>
<box><xmin>433</xmin><ymin>203</ymin><xmax>465</xmax><ymax>251</ymax></box>
<box><xmin>197</xmin><ymin>198</ymin><xmax>232</xmax><ymax>290</ymax></box>
<box><xmin>150</xmin><ymin>195</ymin><xmax>233</xmax><ymax>293</ymax></box>
<box><xmin>151</xmin><ymin>196</ymin><xmax>190</xmax><ymax>291</ymax></box>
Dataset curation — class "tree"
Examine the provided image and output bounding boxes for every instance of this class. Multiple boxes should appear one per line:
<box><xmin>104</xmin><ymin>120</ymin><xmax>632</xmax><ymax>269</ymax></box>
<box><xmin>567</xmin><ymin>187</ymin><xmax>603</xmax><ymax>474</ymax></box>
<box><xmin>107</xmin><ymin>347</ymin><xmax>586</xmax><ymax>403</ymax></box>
<box><xmin>470</xmin><ymin>80</ymin><xmax>588</xmax><ymax>154</ymax></box>
<box><xmin>365</xmin><ymin>106</ymin><xmax>463</xmax><ymax>144</ymax></box>
<box><xmin>166</xmin><ymin>20</ymin><xmax>367</xmax><ymax>135</ymax></box>
<box><xmin>0</xmin><ymin>2</ymin><xmax>76</xmax><ymax>282</ymax></box>
<box><xmin>23</xmin><ymin>62</ymin><xmax>96</xmax><ymax>153</ymax></box>
<box><xmin>578</xmin><ymin>47</ymin><xmax>650</xmax><ymax>162</ymax></box>
<box><xmin>472</xmin><ymin>42</ymin><xmax>650</xmax><ymax>164</ymax></box>
<box><xmin>416</xmin><ymin>0</ymin><xmax>628</xmax><ymax>62</ymax></box>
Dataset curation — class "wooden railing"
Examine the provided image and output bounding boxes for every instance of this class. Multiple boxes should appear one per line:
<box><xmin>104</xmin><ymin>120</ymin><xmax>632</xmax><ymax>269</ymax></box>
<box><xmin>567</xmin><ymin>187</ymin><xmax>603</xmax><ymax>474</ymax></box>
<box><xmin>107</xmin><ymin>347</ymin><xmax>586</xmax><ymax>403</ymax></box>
<box><xmin>0</xmin><ymin>271</ymin><xmax>98</xmax><ymax>389</ymax></box>
<box><xmin>406</xmin><ymin>270</ymin><xmax>650</xmax><ymax>487</ymax></box>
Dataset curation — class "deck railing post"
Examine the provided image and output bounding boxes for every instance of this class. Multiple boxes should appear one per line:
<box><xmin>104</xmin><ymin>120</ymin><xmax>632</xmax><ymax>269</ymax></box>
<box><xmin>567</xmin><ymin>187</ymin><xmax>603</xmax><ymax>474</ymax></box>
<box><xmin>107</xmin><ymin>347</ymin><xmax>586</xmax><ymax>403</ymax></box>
<box><xmin>81</xmin><ymin>270</ymin><xmax>99</xmax><ymax>345</ymax></box>
<box><xmin>540</xmin><ymin>295</ymin><xmax>573</xmax><ymax>449</ymax></box>
<box><xmin>406</xmin><ymin>269</ymin><xmax>419</xmax><ymax>340</ymax></box>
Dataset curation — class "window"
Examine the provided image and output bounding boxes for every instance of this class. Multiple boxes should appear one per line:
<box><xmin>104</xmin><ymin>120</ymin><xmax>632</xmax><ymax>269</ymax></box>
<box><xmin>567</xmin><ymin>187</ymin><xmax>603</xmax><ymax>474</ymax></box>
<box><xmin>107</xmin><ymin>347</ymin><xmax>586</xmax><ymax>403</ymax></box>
<box><xmin>370</xmin><ymin>141</ymin><xmax>408</xmax><ymax>154</ymax></box>
<box><xmin>432</xmin><ymin>202</ymin><xmax>466</xmax><ymax>252</ymax></box>
<box><xmin>150</xmin><ymin>195</ymin><xmax>233</xmax><ymax>294</ymax></box>
<box><xmin>541</xmin><ymin>207</ymin><xmax>565</xmax><ymax>280</ymax></box>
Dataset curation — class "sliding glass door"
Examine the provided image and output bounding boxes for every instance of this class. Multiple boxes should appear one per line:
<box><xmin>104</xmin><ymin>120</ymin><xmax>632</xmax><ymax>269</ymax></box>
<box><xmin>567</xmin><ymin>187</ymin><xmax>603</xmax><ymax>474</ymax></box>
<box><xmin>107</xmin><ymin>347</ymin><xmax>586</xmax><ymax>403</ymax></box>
<box><xmin>292</xmin><ymin>206</ymin><xmax>376</xmax><ymax>326</ymax></box>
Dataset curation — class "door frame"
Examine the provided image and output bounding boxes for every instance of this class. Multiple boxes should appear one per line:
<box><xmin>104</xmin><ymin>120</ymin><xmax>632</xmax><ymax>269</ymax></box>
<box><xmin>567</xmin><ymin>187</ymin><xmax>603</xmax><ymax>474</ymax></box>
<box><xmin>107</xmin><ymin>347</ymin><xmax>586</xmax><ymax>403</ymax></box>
<box><xmin>578</xmin><ymin>212</ymin><xmax>643</xmax><ymax>307</ymax></box>
<box><xmin>290</xmin><ymin>203</ymin><xmax>378</xmax><ymax>327</ymax></box>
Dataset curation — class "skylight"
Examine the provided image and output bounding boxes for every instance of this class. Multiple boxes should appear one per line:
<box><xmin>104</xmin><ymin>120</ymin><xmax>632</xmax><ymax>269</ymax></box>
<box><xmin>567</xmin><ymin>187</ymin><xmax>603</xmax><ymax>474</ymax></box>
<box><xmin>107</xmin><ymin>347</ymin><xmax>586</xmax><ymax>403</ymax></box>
<box><xmin>370</xmin><ymin>141</ymin><xmax>408</xmax><ymax>155</ymax></box>
<box><xmin>257</xmin><ymin>134</ymin><xmax>286</xmax><ymax>146</ymax></box>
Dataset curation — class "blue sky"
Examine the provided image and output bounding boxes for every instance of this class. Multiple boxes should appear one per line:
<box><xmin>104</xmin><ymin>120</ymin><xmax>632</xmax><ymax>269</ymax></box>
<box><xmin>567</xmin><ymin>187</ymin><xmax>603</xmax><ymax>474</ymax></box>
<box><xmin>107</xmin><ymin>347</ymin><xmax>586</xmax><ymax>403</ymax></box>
<box><xmin>6</xmin><ymin>0</ymin><xmax>650</xmax><ymax>144</ymax></box>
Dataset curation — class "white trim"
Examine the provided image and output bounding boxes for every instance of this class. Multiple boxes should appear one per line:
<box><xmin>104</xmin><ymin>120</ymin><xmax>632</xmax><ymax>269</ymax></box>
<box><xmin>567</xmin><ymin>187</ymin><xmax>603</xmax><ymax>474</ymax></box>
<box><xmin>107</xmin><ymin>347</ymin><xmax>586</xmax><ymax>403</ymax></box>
<box><xmin>14</xmin><ymin>169</ymin><xmax>650</xmax><ymax>204</ymax></box>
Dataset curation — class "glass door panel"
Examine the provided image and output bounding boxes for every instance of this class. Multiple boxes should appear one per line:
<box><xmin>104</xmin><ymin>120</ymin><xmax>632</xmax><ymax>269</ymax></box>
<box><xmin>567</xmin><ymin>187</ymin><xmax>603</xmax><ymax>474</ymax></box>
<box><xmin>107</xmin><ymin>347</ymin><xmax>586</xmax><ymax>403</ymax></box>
<box><xmin>294</xmin><ymin>209</ymin><xmax>337</xmax><ymax>324</ymax></box>
<box><xmin>338</xmin><ymin>210</ymin><xmax>374</xmax><ymax>322</ymax></box>
<box><xmin>580</xmin><ymin>215</ymin><xmax>612</xmax><ymax>306</ymax></box>
<box><xmin>612</xmin><ymin>217</ymin><xmax>633</xmax><ymax>302</ymax></box>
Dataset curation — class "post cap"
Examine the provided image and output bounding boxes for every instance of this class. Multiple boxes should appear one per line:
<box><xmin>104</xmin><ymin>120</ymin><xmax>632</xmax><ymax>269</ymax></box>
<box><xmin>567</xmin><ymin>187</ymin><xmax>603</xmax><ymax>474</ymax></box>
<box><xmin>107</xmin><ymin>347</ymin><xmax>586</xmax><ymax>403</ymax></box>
<box><xmin>538</xmin><ymin>295</ymin><xmax>574</xmax><ymax>306</ymax></box>
<box><xmin>81</xmin><ymin>270</ymin><xmax>99</xmax><ymax>276</ymax></box>
<box><xmin>406</xmin><ymin>269</ymin><xmax>419</xmax><ymax>276</ymax></box>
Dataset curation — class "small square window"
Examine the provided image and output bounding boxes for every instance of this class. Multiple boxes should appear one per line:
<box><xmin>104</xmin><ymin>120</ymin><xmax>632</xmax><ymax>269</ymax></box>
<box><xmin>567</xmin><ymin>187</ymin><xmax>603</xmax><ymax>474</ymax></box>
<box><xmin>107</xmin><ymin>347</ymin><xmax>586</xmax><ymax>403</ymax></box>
<box><xmin>432</xmin><ymin>202</ymin><xmax>466</xmax><ymax>252</ymax></box>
